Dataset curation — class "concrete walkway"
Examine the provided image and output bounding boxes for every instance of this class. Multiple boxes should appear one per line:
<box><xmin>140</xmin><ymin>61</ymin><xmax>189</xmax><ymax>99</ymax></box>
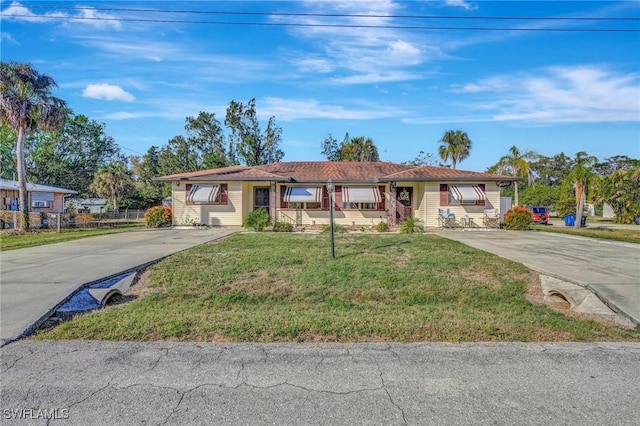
<box><xmin>434</xmin><ymin>230</ymin><xmax>640</xmax><ymax>325</ymax></box>
<box><xmin>0</xmin><ymin>227</ymin><xmax>238</xmax><ymax>344</ymax></box>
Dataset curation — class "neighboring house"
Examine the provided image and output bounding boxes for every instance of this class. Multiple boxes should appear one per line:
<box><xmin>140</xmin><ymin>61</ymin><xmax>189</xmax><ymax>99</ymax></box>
<box><xmin>156</xmin><ymin>161</ymin><xmax>518</xmax><ymax>228</ymax></box>
<box><xmin>67</xmin><ymin>198</ymin><xmax>108</xmax><ymax>214</ymax></box>
<box><xmin>0</xmin><ymin>179</ymin><xmax>77</xmax><ymax>213</ymax></box>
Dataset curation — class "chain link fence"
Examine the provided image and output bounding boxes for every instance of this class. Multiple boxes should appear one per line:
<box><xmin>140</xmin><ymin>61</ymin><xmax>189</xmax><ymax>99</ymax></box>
<box><xmin>1</xmin><ymin>209</ymin><xmax>147</xmax><ymax>230</ymax></box>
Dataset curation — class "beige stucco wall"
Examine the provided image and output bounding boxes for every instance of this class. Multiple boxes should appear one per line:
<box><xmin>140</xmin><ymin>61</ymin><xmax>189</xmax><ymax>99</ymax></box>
<box><xmin>171</xmin><ymin>180</ymin><xmax>503</xmax><ymax>228</ymax></box>
<box><xmin>275</xmin><ymin>183</ymin><xmax>389</xmax><ymax>228</ymax></box>
<box><xmin>172</xmin><ymin>182</ymin><xmax>244</xmax><ymax>226</ymax></box>
<box><xmin>422</xmin><ymin>182</ymin><xmax>501</xmax><ymax>228</ymax></box>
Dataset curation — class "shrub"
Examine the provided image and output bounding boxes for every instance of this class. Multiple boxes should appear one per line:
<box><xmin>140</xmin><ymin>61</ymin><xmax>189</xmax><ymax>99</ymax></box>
<box><xmin>321</xmin><ymin>222</ymin><xmax>346</xmax><ymax>234</ymax></box>
<box><xmin>399</xmin><ymin>217</ymin><xmax>423</xmax><ymax>234</ymax></box>
<box><xmin>75</xmin><ymin>213</ymin><xmax>94</xmax><ymax>227</ymax></box>
<box><xmin>145</xmin><ymin>206</ymin><xmax>172</xmax><ymax>228</ymax></box>
<box><xmin>272</xmin><ymin>221</ymin><xmax>294</xmax><ymax>232</ymax></box>
<box><xmin>504</xmin><ymin>206</ymin><xmax>533</xmax><ymax>230</ymax></box>
<box><xmin>243</xmin><ymin>209</ymin><xmax>270</xmax><ymax>232</ymax></box>
<box><xmin>375</xmin><ymin>221</ymin><xmax>390</xmax><ymax>232</ymax></box>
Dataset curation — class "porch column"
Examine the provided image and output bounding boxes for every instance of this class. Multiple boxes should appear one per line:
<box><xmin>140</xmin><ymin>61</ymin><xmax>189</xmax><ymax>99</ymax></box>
<box><xmin>387</xmin><ymin>182</ymin><xmax>397</xmax><ymax>227</ymax></box>
<box><xmin>269</xmin><ymin>182</ymin><xmax>277</xmax><ymax>222</ymax></box>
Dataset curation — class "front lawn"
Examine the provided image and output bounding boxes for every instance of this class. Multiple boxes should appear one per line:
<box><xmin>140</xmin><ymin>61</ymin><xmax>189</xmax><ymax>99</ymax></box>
<box><xmin>36</xmin><ymin>233</ymin><xmax>640</xmax><ymax>342</ymax></box>
<box><xmin>0</xmin><ymin>224</ymin><xmax>144</xmax><ymax>251</ymax></box>
<box><xmin>532</xmin><ymin>225</ymin><xmax>640</xmax><ymax>244</ymax></box>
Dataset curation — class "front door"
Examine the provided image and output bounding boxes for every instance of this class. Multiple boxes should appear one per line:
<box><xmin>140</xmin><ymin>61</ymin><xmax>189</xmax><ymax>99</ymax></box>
<box><xmin>396</xmin><ymin>187</ymin><xmax>413</xmax><ymax>222</ymax></box>
<box><xmin>254</xmin><ymin>187</ymin><xmax>270</xmax><ymax>211</ymax></box>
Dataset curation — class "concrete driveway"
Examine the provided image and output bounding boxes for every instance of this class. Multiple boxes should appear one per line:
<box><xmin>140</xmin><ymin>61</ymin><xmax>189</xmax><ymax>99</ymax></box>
<box><xmin>434</xmin><ymin>230</ymin><xmax>640</xmax><ymax>325</ymax></box>
<box><xmin>0</xmin><ymin>227</ymin><xmax>238</xmax><ymax>344</ymax></box>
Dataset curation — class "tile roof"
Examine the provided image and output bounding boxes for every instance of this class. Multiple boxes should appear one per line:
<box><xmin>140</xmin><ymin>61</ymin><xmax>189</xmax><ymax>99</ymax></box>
<box><xmin>156</xmin><ymin>165</ymin><xmax>289</xmax><ymax>181</ymax></box>
<box><xmin>378</xmin><ymin>165</ymin><xmax>513</xmax><ymax>182</ymax></box>
<box><xmin>257</xmin><ymin>161</ymin><xmax>414</xmax><ymax>182</ymax></box>
<box><xmin>156</xmin><ymin>161</ymin><xmax>518</xmax><ymax>183</ymax></box>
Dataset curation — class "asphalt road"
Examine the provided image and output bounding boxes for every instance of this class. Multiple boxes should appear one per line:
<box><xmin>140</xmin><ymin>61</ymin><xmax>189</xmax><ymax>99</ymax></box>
<box><xmin>1</xmin><ymin>341</ymin><xmax>639</xmax><ymax>425</ymax></box>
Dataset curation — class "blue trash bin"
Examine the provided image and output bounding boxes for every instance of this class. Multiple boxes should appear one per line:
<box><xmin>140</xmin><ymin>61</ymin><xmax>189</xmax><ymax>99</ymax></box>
<box><xmin>564</xmin><ymin>214</ymin><xmax>575</xmax><ymax>226</ymax></box>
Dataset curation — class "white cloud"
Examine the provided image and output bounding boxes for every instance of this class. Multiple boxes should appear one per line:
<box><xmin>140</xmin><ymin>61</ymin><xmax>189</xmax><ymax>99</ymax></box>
<box><xmin>444</xmin><ymin>0</ymin><xmax>477</xmax><ymax>11</ymax></box>
<box><xmin>447</xmin><ymin>65</ymin><xmax>640</xmax><ymax>124</ymax></box>
<box><xmin>83</xmin><ymin>84</ymin><xmax>135</xmax><ymax>102</ymax></box>
<box><xmin>281</xmin><ymin>1</ymin><xmax>428</xmax><ymax>84</ymax></box>
<box><xmin>294</xmin><ymin>57</ymin><xmax>334</xmax><ymax>74</ymax></box>
<box><xmin>260</xmin><ymin>97</ymin><xmax>407</xmax><ymax>121</ymax></box>
<box><xmin>1</xmin><ymin>32</ymin><xmax>17</xmax><ymax>43</ymax></box>
<box><xmin>0</xmin><ymin>2</ymin><xmax>121</xmax><ymax>29</ymax></box>
<box><xmin>331</xmin><ymin>71</ymin><xmax>422</xmax><ymax>85</ymax></box>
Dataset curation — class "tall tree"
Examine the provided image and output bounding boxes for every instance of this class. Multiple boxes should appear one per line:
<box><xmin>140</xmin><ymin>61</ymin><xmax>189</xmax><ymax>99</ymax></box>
<box><xmin>0</xmin><ymin>123</ymin><xmax>17</xmax><ymax>179</ymax></box>
<box><xmin>0</xmin><ymin>62</ymin><xmax>67</xmax><ymax>229</ymax></box>
<box><xmin>321</xmin><ymin>133</ymin><xmax>340</xmax><ymax>161</ymax></box>
<box><xmin>90</xmin><ymin>161</ymin><xmax>133</xmax><ymax>215</ymax></box>
<box><xmin>158</xmin><ymin>111</ymin><xmax>237</xmax><ymax>176</ymax></box>
<box><xmin>321</xmin><ymin>133</ymin><xmax>379</xmax><ymax>162</ymax></box>
<box><xmin>594</xmin><ymin>155</ymin><xmax>640</xmax><ymax>176</ymax></box>
<box><xmin>225</xmin><ymin>98</ymin><xmax>283</xmax><ymax>166</ymax></box>
<box><xmin>184</xmin><ymin>111</ymin><xmax>230</xmax><ymax>169</ymax></box>
<box><xmin>564</xmin><ymin>151</ymin><xmax>599</xmax><ymax>229</ymax></box>
<box><xmin>596</xmin><ymin>166</ymin><xmax>640</xmax><ymax>224</ymax></box>
<box><xmin>157</xmin><ymin>135</ymin><xmax>201</xmax><ymax>176</ymax></box>
<box><xmin>27</xmin><ymin>113</ymin><xmax>122</xmax><ymax>196</ymax></box>
<box><xmin>530</xmin><ymin>152</ymin><xmax>574</xmax><ymax>187</ymax></box>
<box><xmin>437</xmin><ymin>130</ymin><xmax>472</xmax><ymax>169</ymax></box>
<box><xmin>489</xmin><ymin>145</ymin><xmax>537</xmax><ymax>206</ymax></box>
<box><xmin>403</xmin><ymin>151</ymin><xmax>440</xmax><ymax>167</ymax></box>
<box><xmin>339</xmin><ymin>136</ymin><xmax>379</xmax><ymax>161</ymax></box>
<box><xmin>130</xmin><ymin>146</ymin><xmax>165</xmax><ymax>206</ymax></box>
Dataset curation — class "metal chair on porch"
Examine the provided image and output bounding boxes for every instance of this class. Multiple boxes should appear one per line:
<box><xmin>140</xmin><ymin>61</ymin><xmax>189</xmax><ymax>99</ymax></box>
<box><xmin>438</xmin><ymin>208</ymin><xmax>456</xmax><ymax>228</ymax></box>
<box><xmin>483</xmin><ymin>209</ymin><xmax>500</xmax><ymax>228</ymax></box>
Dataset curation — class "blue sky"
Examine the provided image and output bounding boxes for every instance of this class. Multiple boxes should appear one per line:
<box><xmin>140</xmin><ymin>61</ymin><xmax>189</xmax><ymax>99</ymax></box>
<box><xmin>2</xmin><ymin>0</ymin><xmax>639</xmax><ymax>172</ymax></box>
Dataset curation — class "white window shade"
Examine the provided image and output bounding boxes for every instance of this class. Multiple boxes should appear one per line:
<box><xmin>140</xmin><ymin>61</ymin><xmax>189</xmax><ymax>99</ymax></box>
<box><xmin>449</xmin><ymin>185</ymin><xmax>486</xmax><ymax>203</ymax></box>
<box><xmin>187</xmin><ymin>184</ymin><xmax>221</xmax><ymax>203</ymax></box>
<box><xmin>283</xmin><ymin>187</ymin><xmax>322</xmax><ymax>203</ymax></box>
<box><xmin>342</xmin><ymin>186</ymin><xmax>381</xmax><ymax>203</ymax></box>
<box><xmin>31</xmin><ymin>192</ymin><xmax>55</xmax><ymax>202</ymax></box>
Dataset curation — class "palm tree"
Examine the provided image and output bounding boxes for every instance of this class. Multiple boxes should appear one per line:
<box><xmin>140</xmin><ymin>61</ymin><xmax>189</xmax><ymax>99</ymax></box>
<box><xmin>0</xmin><ymin>62</ymin><xmax>66</xmax><ymax>229</ymax></box>
<box><xmin>564</xmin><ymin>151</ymin><xmax>598</xmax><ymax>229</ymax></box>
<box><xmin>90</xmin><ymin>161</ymin><xmax>133</xmax><ymax>215</ymax></box>
<box><xmin>438</xmin><ymin>130</ymin><xmax>471</xmax><ymax>169</ymax></box>
<box><xmin>338</xmin><ymin>136</ymin><xmax>380</xmax><ymax>161</ymax></box>
<box><xmin>490</xmin><ymin>145</ymin><xmax>536</xmax><ymax>206</ymax></box>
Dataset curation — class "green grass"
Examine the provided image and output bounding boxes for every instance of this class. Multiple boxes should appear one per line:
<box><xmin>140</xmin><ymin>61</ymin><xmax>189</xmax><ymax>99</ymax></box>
<box><xmin>36</xmin><ymin>233</ymin><xmax>640</xmax><ymax>343</ymax></box>
<box><xmin>532</xmin><ymin>225</ymin><xmax>640</xmax><ymax>244</ymax></box>
<box><xmin>0</xmin><ymin>224</ymin><xmax>144</xmax><ymax>251</ymax></box>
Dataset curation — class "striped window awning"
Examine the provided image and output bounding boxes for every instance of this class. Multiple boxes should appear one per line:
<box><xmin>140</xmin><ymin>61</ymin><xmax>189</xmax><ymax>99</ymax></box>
<box><xmin>283</xmin><ymin>186</ymin><xmax>322</xmax><ymax>203</ymax></box>
<box><xmin>342</xmin><ymin>186</ymin><xmax>382</xmax><ymax>203</ymax></box>
<box><xmin>449</xmin><ymin>185</ymin><xmax>486</xmax><ymax>203</ymax></box>
<box><xmin>31</xmin><ymin>192</ymin><xmax>55</xmax><ymax>202</ymax></box>
<box><xmin>187</xmin><ymin>184</ymin><xmax>220</xmax><ymax>203</ymax></box>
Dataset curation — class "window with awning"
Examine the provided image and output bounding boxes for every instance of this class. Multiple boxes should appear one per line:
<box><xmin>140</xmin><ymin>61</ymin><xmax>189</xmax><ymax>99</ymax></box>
<box><xmin>448</xmin><ymin>185</ymin><xmax>486</xmax><ymax>204</ymax></box>
<box><xmin>186</xmin><ymin>184</ymin><xmax>221</xmax><ymax>204</ymax></box>
<box><xmin>342</xmin><ymin>186</ymin><xmax>382</xmax><ymax>203</ymax></box>
<box><xmin>280</xmin><ymin>186</ymin><xmax>323</xmax><ymax>210</ymax></box>
<box><xmin>282</xmin><ymin>186</ymin><xmax>323</xmax><ymax>203</ymax></box>
<box><xmin>342</xmin><ymin>186</ymin><xmax>384</xmax><ymax>211</ymax></box>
